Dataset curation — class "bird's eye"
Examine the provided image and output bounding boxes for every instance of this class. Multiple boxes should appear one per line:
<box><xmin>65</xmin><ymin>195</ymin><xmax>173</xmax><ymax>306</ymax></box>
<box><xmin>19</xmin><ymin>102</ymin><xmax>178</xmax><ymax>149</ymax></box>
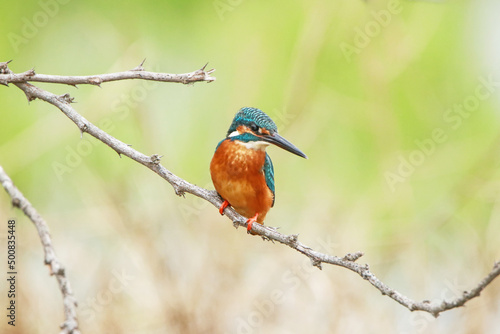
<box><xmin>249</xmin><ymin>123</ymin><xmax>259</xmax><ymax>132</ymax></box>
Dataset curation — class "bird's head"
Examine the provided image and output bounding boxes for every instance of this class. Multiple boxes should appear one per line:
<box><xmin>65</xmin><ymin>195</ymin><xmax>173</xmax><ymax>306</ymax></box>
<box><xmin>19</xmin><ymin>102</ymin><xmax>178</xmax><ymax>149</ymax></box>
<box><xmin>226</xmin><ymin>107</ymin><xmax>307</xmax><ymax>158</ymax></box>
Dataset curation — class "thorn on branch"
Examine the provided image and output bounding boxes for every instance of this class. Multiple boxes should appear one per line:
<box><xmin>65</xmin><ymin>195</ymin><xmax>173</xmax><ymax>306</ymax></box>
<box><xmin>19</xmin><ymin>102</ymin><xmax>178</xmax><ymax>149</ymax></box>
<box><xmin>11</xmin><ymin>197</ymin><xmax>21</xmax><ymax>208</ymax></box>
<box><xmin>173</xmin><ymin>184</ymin><xmax>185</xmax><ymax>197</ymax></box>
<box><xmin>58</xmin><ymin>93</ymin><xmax>75</xmax><ymax>104</ymax></box>
<box><xmin>131</xmin><ymin>59</ymin><xmax>146</xmax><ymax>71</ymax></box>
<box><xmin>25</xmin><ymin>69</ymin><xmax>36</xmax><ymax>77</ymax></box>
<box><xmin>60</xmin><ymin>320</ymin><xmax>78</xmax><ymax>332</ymax></box>
<box><xmin>260</xmin><ymin>234</ymin><xmax>273</xmax><ymax>242</ymax></box>
<box><xmin>260</xmin><ymin>232</ymin><xmax>275</xmax><ymax>243</ymax></box>
<box><xmin>310</xmin><ymin>257</ymin><xmax>322</xmax><ymax>270</ymax></box>
<box><xmin>182</xmin><ymin>64</ymin><xmax>216</xmax><ymax>84</ymax></box>
<box><xmin>0</xmin><ymin>60</ymin><xmax>12</xmax><ymax>73</ymax></box>
<box><xmin>343</xmin><ymin>251</ymin><xmax>364</xmax><ymax>262</ymax></box>
<box><xmin>79</xmin><ymin>124</ymin><xmax>89</xmax><ymax>139</ymax></box>
<box><xmin>23</xmin><ymin>90</ymin><xmax>37</xmax><ymax>102</ymax></box>
<box><xmin>360</xmin><ymin>264</ymin><xmax>371</xmax><ymax>279</ymax></box>
<box><xmin>52</xmin><ymin>266</ymin><xmax>66</xmax><ymax>276</ymax></box>
<box><xmin>150</xmin><ymin>154</ymin><xmax>162</xmax><ymax>165</ymax></box>
<box><xmin>287</xmin><ymin>234</ymin><xmax>299</xmax><ymax>245</ymax></box>
<box><xmin>199</xmin><ymin>63</ymin><xmax>215</xmax><ymax>77</ymax></box>
<box><xmin>88</xmin><ymin>77</ymin><xmax>102</xmax><ymax>87</ymax></box>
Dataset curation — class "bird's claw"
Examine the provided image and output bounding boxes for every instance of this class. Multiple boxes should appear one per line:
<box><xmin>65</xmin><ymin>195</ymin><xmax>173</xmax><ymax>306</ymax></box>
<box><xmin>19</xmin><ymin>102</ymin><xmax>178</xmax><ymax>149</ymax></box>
<box><xmin>246</xmin><ymin>213</ymin><xmax>259</xmax><ymax>233</ymax></box>
<box><xmin>219</xmin><ymin>200</ymin><xmax>230</xmax><ymax>215</ymax></box>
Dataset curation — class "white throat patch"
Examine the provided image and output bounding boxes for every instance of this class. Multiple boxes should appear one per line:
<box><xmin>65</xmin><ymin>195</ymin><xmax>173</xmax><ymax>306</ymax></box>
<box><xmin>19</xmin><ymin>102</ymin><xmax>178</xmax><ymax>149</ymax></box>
<box><xmin>236</xmin><ymin>140</ymin><xmax>270</xmax><ymax>151</ymax></box>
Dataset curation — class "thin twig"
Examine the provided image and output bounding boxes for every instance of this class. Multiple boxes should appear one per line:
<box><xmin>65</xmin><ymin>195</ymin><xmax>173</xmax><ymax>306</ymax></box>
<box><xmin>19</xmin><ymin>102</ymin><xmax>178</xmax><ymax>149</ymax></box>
<box><xmin>0</xmin><ymin>166</ymin><xmax>80</xmax><ymax>334</ymax></box>
<box><xmin>0</xmin><ymin>60</ymin><xmax>216</xmax><ymax>87</ymax></box>
<box><xmin>2</xmin><ymin>61</ymin><xmax>499</xmax><ymax>319</ymax></box>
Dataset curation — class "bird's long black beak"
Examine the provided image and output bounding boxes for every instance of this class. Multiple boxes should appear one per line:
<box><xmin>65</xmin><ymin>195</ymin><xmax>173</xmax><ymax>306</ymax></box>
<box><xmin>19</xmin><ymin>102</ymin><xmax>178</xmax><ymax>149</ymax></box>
<box><xmin>262</xmin><ymin>133</ymin><xmax>307</xmax><ymax>159</ymax></box>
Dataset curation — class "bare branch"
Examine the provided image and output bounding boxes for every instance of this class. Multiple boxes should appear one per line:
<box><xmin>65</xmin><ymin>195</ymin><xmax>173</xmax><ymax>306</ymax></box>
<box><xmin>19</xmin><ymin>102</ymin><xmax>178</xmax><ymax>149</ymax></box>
<box><xmin>0</xmin><ymin>60</ymin><xmax>216</xmax><ymax>87</ymax></box>
<box><xmin>2</xmin><ymin>61</ymin><xmax>499</xmax><ymax>319</ymax></box>
<box><xmin>0</xmin><ymin>166</ymin><xmax>80</xmax><ymax>334</ymax></box>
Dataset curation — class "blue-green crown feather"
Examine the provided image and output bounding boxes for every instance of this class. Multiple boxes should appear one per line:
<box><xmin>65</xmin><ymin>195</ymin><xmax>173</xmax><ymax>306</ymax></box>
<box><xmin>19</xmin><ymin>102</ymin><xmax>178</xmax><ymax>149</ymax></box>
<box><xmin>227</xmin><ymin>107</ymin><xmax>277</xmax><ymax>136</ymax></box>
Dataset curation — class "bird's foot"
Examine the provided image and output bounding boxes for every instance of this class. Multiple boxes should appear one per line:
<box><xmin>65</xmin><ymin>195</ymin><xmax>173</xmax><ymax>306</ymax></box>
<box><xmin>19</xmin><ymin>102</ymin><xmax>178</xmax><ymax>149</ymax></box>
<box><xmin>246</xmin><ymin>212</ymin><xmax>259</xmax><ymax>233</ymax></box>
<box><xmin>219</xmin><ymin>200</ymin><xmax>230</xmax><ymax>215</ymax></box>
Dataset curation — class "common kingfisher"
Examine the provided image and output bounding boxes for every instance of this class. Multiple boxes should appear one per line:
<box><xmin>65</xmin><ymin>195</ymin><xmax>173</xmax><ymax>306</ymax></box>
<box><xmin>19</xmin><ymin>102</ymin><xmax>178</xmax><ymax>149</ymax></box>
<box><xmin>210</xmin><ymin>107</ymin><xmax>307</xmax><ymax>232</ymax></box>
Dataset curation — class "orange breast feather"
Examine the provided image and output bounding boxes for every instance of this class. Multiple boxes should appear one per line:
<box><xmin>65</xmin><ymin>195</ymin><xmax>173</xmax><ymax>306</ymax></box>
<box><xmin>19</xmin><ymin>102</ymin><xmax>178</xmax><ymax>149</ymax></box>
<box><xmin>210</xmin><ymin>139</ymin><xmax>274</xmax><ymax>223</ymax></box>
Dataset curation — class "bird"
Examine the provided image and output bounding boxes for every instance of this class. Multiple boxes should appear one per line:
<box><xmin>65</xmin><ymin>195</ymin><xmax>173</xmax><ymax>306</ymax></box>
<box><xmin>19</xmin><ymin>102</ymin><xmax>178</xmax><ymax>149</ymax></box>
<box><xmin>210</xmin><ymin>107</ymin><xmax>307</xmax><ymax>233</ymax></box>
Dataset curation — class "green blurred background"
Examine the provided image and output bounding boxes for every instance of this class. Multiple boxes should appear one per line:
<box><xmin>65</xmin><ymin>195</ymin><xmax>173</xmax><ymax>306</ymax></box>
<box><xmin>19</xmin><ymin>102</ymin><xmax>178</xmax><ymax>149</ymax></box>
<box><xmin>1</xmin><ymin>0</ymin><xmax>499</xmax><ymax>333</ymax></box>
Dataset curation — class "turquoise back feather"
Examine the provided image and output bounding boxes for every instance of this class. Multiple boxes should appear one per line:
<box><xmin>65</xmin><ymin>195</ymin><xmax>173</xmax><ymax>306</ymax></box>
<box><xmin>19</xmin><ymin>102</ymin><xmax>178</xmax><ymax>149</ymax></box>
<box><xmin>264</xmin><ymin>153</ymin><xmax>275</xmax><ymax>206</ymax></box>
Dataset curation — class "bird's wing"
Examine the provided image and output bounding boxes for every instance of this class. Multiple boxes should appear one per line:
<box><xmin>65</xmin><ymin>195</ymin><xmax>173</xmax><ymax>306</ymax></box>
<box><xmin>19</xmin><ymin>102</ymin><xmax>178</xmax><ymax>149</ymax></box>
<box><xmin>264</xmin><ymin>153</ymin><xmax>275</xmax><ymax>207</ymax></box>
